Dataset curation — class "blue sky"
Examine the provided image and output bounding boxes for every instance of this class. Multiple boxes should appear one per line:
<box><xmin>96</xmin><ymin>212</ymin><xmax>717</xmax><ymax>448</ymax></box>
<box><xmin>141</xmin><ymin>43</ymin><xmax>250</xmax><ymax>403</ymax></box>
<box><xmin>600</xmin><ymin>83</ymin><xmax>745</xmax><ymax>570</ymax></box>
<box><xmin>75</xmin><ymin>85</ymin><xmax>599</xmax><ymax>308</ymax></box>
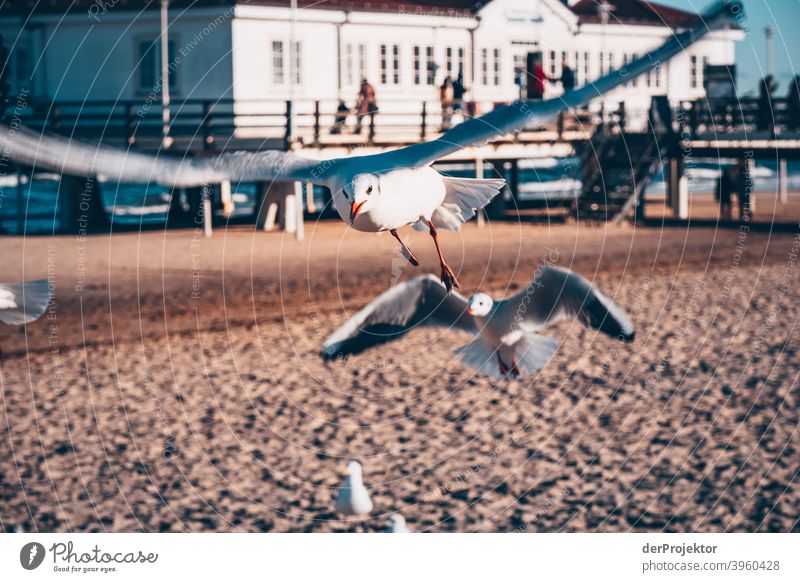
<box><xmin>665</xmin><ymin>0</ymin><xmax>799</xmax><ymax>95</ymax></box>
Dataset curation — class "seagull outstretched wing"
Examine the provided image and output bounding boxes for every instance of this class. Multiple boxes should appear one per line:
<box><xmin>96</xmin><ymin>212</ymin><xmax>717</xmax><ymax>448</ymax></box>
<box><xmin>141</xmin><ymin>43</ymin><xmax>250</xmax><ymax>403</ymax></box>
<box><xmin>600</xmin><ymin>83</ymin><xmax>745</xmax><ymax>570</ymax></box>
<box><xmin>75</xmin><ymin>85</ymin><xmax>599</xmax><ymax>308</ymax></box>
<box><xmin>0</xmin><ymin>124</ymin><xmax>327</xmax><ymax>187</ymax></box>
<box><xmin>382</xmin><ymin>0</ymin><xmax>742</xmax><ymax>169</ymax></box>
<box><xmin>507</xmin><ymin>266</ymin><xmax>635</xmax><ymax>341</ymax></box>
<box><xmin>322</xmin><ymin>274</ymin><xmax>477</xmax><ymax>357</ymax></box>
<box><xmin>0</xmin><ymin>280</ymin><xmax>51</xmax><ymax>325</ymax></box>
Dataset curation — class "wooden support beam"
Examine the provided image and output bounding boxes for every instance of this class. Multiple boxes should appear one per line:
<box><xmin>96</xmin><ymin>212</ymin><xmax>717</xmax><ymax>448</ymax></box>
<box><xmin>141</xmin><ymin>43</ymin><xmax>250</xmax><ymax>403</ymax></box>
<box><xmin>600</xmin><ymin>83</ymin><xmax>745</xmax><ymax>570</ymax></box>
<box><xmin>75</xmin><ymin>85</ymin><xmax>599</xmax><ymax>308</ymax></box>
<box><xmin>779</xmin><ymin>158</ymin><xmax>788</xmax><ymax>204</ymax></box>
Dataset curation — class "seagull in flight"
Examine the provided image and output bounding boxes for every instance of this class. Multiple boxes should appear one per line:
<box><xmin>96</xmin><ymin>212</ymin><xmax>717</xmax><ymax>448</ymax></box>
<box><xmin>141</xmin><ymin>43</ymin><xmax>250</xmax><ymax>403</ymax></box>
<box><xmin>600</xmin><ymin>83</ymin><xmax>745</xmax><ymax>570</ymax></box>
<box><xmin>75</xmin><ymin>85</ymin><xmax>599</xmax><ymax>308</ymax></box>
<box><xmin>0</xmin><ymin>0</ymin><xmax>739</xmax><ymax>291</ymax></box>
<box><xmin>0</xmin><ymin>280</ymin><xmax>51</xmax><ymax>325</ymax></box>
<box><xmin>322</xmin><ymin>267</ymin><xmax>634</xmax><ymax>379</ymax></box>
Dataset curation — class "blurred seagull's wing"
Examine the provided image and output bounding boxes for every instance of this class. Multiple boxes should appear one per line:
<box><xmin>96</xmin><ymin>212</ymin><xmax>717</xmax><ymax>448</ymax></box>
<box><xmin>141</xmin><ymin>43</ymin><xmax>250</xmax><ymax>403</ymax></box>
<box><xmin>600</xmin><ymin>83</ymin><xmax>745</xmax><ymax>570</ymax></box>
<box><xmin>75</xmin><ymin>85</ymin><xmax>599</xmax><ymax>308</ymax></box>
<box><xmin>0</xmin><ymin>280</ymin><xmax>51</xmax><ymax>325</ymax></box>
<box><xmin>510</xmin><ymin>266</ymin><xmax>634</xmax><ymax>341</ymax></box>
<box><xmin>0</xmin><ymin>124</ymin><xmax>333</xmax><ymax>187</ymax></box>
<box><xmin>322</xmin><ymin>274</ymin><xmax>477</xmax><ymax>357</ymax></box>
<box><xmin>383</xmin><ymin>0</ymin><xmax>742</xmax><ymax>169</ymax></box>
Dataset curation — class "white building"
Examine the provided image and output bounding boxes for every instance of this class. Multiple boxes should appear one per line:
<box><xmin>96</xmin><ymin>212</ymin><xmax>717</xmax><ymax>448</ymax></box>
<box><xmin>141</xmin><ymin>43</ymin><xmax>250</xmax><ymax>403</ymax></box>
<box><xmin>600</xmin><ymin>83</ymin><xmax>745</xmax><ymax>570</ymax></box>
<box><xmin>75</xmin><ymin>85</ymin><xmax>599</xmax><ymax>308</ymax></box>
<box><xmin>1</xmin><ymin>0</ymin><xmax>742</xmax><ymax>131</ymax></box>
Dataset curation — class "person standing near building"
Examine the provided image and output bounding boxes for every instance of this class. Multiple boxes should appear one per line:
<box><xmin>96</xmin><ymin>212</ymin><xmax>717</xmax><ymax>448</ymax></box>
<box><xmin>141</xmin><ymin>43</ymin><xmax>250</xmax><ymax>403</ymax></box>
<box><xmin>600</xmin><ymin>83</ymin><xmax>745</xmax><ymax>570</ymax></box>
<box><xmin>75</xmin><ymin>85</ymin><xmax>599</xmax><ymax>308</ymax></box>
<box><xmin>452</xmin><ymin>71</ymin><xmax>467</xmax><ymax>112</ymax></box>
<box><xmin>440</xmin><ymin>76</ymin><xmax>454</xmax><ymax>131</ymax></box>
<box><xmin>355</xmin><ymin>78</ymin><xmax>377</xmax><ymax>135</ymax></box>
<box><xmin>331</xmin><ymin>100</ymin><xmax>350</xmax><ymax>134</ymax></box>
<box><xmin>559</xmin><ymin>58</ymin><xmax>576</xmax><ymax>93</ymax></box>
<box><xmin>528</xmin><ymin>55</ymin><xmax>548</xmax><ymax>100</ymax></box>
<box><xmin>786</xmin><ymin>75</ymin><xmax>800</xmax><ymax>131</ymax></box>
<box><xmin>757</xmin><ymin>75</ymin><xmax>778</xmax><ymax>132</ymax></box>
<box><xmin>715</xmin><ymin>164</ymin><xmax>735</xmax><ymax>221</ymax></box>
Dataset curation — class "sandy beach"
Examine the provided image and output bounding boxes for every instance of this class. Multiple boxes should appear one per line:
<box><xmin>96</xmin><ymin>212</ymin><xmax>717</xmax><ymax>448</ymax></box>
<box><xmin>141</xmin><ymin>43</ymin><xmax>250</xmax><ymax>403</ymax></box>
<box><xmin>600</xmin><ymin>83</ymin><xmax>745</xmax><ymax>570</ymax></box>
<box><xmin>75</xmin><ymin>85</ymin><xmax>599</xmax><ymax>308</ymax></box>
<box><xmin>1</xmin><ymin>213</ymin><xmax>799</xmax><ymax>532</ymax></box>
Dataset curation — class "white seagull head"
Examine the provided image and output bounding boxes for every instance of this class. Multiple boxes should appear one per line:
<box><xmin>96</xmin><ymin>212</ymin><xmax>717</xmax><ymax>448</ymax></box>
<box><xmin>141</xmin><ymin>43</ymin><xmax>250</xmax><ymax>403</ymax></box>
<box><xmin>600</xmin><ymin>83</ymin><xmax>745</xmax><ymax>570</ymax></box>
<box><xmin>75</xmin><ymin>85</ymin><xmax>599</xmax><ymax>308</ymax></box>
<box><xmin>466</xmin><ymin>292</ymin><xmax>493</xmax><ymax>317</ymax></box>
<box><xmin>386</xmin><ymin>513</ymin><xmax>410</xmax><ymax>533</ymax></box>
<box><xmin>346</xmin><ymin>173</ymin><xmax>380</xmax><ymax>222</ymax></box>
<box><xmin>346</xmin><ymin>460</ymin><xmax>364</xmax><ymax>481</ymax></box>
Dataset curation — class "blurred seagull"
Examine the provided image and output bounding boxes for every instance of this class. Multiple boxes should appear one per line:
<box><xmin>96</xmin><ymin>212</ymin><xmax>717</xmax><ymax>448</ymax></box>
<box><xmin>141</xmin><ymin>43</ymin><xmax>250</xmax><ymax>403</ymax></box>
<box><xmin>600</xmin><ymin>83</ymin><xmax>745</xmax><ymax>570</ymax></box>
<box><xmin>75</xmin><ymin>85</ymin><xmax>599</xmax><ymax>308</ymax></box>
<box><xmin>385</xmin><ymin>513</ymin><xmax>411</xmax><ymax>533</ymax></box>
<box><xmin>0</xmin><ymin>0</ymin><xmax>740</xmax><ymax>291</ymax></box>
<box><xmin>334</xmin><ymin>461</ymin><xmax>374</xmax><ymax>518</ymax></box>
<box><xmin>0</xmin><ymin>280</ymin><xmax>50</xmax><ymax>325</ymax></box>
<box><xmin>322</xmin><ymin>267</ymin><xmax>634</xmax><ymax>379</ymax></box>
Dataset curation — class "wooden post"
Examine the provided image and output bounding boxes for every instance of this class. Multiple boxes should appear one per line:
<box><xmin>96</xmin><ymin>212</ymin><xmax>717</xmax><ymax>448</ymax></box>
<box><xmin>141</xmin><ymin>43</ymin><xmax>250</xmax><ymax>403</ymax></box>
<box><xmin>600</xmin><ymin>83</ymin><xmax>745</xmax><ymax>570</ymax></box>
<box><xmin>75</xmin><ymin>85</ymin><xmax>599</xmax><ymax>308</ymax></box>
<box><xmin>475</xmin><ymin>157</ymin><xmax>485</xmax><ymax>228</ymax></box>
<box><xmin>202</xmin><ymin>185</ymin><xmax>213</xmax><ymax>238</ymax></box>
<box><xmin>284</xmin><ymin>100</ymin><xmax>293</xmax><ymax>150</ymax></box>
<box><xmin>305</xmin><ymin>182</ymin><xmax>316</xmax><ymax>214</ymax></box>
<box><xmin>667</xmin><ymin>156</ymin><xmax>688</xmax><ymax>219</ymax></box>
<box><xmin>779</xmin><ymin>158</ymin><xmax>788</xmax><ymax>204</ymax></box>
<box><xmin>219</xmin><ymin>180</ymin><xmax>233</xmax><ymax>218</ymax></box>
<box><xmin>16</xmin><ymin>168</ymin><xmax>27</xmax><ymax>235</ymax></box>
<box><xmin>313</xmin><ymin>100</ymin><xmax>321</xmax><ymax>146</ymax></box>
<box><xmin>294</xmin><ymin>181</ymin><xmax>305</xmax><ymax>241</ymax></box>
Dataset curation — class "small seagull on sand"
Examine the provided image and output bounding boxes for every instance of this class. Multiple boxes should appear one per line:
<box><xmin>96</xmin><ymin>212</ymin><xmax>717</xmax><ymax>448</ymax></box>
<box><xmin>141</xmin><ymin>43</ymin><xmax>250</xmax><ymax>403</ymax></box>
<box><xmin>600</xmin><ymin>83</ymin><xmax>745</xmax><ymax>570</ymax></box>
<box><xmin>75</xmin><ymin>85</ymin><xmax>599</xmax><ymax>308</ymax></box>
<box><xmin>0</xmin><ymin>280</ymin><xmax>51</xmax><ymax>325</ymax></box>
<box><xmin>385</xmin><ymin>514</ymin><xmax>411</xmax><ymax>533</ymax></box>
<box><xmin>0</xmin><ymin>1</ymin><xmax>738</xmax><ymax>292</ymax></box>
<box><xmin>334</xmin><ymin>461</ymin><xmax>374</xmax><ymax>518</ymax></box>
<box><xmin>322</xmin><ymin>266</ymin><xmax>634</xmax><ymax>379</ymax></box>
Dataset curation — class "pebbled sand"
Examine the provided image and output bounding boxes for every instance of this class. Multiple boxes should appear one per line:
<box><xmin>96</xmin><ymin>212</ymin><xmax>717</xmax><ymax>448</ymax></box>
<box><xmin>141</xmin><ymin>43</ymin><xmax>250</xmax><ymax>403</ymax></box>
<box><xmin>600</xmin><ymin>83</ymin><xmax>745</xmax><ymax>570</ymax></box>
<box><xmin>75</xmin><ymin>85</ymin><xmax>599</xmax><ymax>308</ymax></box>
<box><xmin>1</xmin><ymin>217</ymin><xmax>799</xmax><ymax>532</ymax></box>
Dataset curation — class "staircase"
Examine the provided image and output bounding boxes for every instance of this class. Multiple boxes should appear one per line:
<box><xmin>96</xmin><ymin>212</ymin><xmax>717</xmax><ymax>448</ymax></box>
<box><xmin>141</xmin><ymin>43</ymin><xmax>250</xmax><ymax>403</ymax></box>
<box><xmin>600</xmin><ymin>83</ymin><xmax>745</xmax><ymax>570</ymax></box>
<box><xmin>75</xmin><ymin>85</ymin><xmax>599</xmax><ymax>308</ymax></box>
<box><xmin>573</xmin><ymin>127</ymin><xmax>674</xmax><ymax>223</ymax></box>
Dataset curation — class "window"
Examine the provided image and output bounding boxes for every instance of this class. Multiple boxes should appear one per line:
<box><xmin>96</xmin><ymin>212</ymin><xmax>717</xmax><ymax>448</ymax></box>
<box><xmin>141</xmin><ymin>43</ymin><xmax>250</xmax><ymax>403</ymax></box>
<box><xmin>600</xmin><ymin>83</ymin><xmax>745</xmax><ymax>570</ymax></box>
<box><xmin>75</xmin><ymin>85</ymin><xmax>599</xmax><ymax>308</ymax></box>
<box><xmin>599</xmin><ymin>51</ymin><xmax>604</xmax><ymax>76</ymax></box>
<box><xmin>272</xmin><ymin>41</ymin><xmax>284</xmax><ymax>84</ymax></box>
<box><xmin>426</xmin><ymin>46</ymin><xmax>435</xmax><ymax>85</ymax></box>
<box><xmin>346</xmin><ymin>43</ymin><xmax>366</xmax><ymax>86</ymax></box>
<box><xmin>271</xmin><ymin>40</ymin><xmax>302</xmax><ymax>86</ymax></box>
<box><xmin>583</xmin><ymin>51</ymin><xmax>589</xmax><ymax>84</ymax></box>
<box><xmin>493</xmin><ymin>49</ymin><xmax>501</xmax><ymax>85</ymax></box>
<box><xmin>293</xmin><ymin>41</ymin><xmax>302</xmax><ymax>85</ymax></box>
<box><xmin>549</xmin><ymin>50</ymin><xmax>557</xmax><ymax>77</ymax></box>
<box><xmin>381</xmin><ymin>44</ymin><xmax>400</xmax><ymax>85</ymax></box>
<box><xmin>481</xmin><ymin>48</ymin><xmax>488</xmax><ymax>85</ymax></box>
<box><xmin>446</xmin><ymin>47</ymin><xmax>465</xmax><ymax>78</ymax></box>
<box><xmin>137</xmin><ymin>38</ymin><xmax>177</xmax><ymax>94</ymax></box>
<box><xmin>413</xmin><ymin>45</ymin><xmax>434</xmax><ymax>85</ymax></box>
<box><xmin>690</xmin><ymin>55</ymin><xmax>698</xmax><ymax>88</ymax></box>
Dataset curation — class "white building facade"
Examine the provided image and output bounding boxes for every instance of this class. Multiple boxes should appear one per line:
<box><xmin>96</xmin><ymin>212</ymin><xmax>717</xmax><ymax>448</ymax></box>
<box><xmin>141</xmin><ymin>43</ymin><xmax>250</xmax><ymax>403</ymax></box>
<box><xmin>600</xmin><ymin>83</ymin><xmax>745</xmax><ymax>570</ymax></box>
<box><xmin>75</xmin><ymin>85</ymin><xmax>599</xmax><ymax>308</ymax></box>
<box><xmin>1</xmin><ymin>0</ymin><xmax>743</xmax><ymax>124</ymax></box>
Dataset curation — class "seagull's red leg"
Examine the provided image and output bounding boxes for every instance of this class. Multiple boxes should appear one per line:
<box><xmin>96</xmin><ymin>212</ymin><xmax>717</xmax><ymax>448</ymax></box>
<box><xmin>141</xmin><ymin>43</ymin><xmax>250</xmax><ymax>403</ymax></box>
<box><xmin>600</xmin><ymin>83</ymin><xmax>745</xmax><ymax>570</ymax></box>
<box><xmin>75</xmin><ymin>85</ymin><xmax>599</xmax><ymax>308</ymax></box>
<box><xmin>390</xmin><ymin>229</ymin><xmax>419</xmax><ymax>267</ymax></box>
<box><xmin>427</xmin><ymin>220</ymin><xmax>459</xmax><ymax>291</ymax></box>
<box><xmin>510</xmin><ymin>357</ymin><xmax>520</xmax><ymax>378</ymax></box>
<box><xmin>497</xmin><ymin>354</ymin><xmax>508</xmax><ymax>377</ymax></box>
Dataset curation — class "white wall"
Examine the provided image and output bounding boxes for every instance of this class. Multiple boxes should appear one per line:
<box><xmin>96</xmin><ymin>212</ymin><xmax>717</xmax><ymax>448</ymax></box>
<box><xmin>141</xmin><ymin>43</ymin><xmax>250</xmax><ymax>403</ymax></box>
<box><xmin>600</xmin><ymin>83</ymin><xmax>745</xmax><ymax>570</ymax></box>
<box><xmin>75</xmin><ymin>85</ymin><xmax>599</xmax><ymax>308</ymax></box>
<box><xmin>0</xmin><ymin>7</ymin><xmax>234</xmax><ymax>102</ymax></box>
<box><xmin>0</xmin><ymin>0</ymin><xmax>741</xmax><ymax>119</ymax></box>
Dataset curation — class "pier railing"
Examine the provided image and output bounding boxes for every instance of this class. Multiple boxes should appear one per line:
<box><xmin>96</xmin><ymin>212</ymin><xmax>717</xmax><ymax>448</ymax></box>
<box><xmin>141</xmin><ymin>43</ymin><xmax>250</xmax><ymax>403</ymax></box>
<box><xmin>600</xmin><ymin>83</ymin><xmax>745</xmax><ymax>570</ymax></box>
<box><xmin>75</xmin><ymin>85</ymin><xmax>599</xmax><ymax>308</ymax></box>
<box><xmin>684</xmin><ymin>96</ymin><xmax>797</xmax><ymax>137</ymax></box>
<box><xmin>11</xmin><ymin>96</ymin><xmax>595</xmax><ymax>151</ymax></box>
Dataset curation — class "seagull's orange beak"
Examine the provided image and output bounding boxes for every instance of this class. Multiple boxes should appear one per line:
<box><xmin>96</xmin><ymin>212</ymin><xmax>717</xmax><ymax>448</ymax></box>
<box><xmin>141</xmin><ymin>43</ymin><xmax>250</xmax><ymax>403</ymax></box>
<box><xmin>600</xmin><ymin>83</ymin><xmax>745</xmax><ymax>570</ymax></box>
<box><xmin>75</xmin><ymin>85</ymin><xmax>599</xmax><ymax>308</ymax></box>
<box><xmin>466</xmin><ymin>306</ymin><xmax>474</xmax><ymax>315</ymax></box>
<box><xmin>350</xmin><ymin>200</ymin><xmax>366</xmax><ymax>222</ymax></box>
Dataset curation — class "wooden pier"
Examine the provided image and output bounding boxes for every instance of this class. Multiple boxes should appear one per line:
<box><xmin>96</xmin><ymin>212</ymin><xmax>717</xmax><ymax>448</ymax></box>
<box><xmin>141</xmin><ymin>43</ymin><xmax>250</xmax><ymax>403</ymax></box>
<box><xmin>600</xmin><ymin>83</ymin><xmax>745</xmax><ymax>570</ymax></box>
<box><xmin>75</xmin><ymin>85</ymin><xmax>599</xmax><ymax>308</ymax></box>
<box><xmin>6</xmin><ymin>95</ymin><xmax>800</xmax><ymax>235</ymax></box>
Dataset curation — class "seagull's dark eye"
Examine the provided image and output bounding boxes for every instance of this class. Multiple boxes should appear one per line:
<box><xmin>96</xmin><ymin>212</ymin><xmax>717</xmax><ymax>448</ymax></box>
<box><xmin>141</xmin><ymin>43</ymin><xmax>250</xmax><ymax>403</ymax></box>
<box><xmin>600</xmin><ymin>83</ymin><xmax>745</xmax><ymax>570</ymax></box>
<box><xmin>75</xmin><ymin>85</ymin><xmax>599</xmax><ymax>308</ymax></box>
<box><xmin>367</xmin><ymin>185</ymin><xmax>373</xmax><ymax>195</ymax></box>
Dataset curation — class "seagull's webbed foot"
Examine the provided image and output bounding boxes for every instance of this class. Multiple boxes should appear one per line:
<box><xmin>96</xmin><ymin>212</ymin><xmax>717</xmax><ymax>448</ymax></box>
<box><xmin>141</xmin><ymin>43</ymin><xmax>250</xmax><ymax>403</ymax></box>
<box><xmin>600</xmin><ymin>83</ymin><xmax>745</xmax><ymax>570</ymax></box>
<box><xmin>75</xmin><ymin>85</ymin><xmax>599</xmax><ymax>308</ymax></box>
<box><xmin>440</xmin><ymin>262</ymin><xmax>460</xmax><ymax>293</ymax></box>
<box><xmin>427</xmin><ymin>220</ymin><xmax>460</xmax><ymax>292</ymax></box>
<box><xmin>390</xmin><ymin>229</ymin><xmax>419</xmax><ymax>267</ymax></box>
